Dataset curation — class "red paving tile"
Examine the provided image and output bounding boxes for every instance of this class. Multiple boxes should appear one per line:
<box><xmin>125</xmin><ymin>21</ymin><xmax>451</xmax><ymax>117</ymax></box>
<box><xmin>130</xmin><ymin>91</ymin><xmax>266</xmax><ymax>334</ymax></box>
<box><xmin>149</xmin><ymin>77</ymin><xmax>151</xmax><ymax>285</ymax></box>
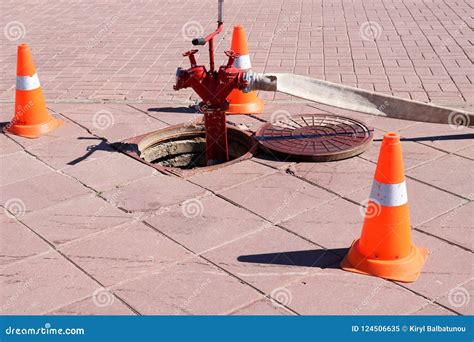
<box><xmin>145</xmin><ymin>194</ymin><xmax>268</xmax><ymax>255</ymax></box>
<box><xmin>64</xmin><ymin>152</ymin><xmax>155</xmax><ymax>192</ymax></box>
<box><xmin>0</xmin><ymin>171</ymin><xmax>92</xmax><ymax>214</ymax></box>
<box><xmin>400</xmin><ymin>231</ymin><xmax>472</xmax><ymax>302</ymax></box>
<box><xmin>0</xmin><ymin>151</ymin><xmax>51</xmax><ymax>186</ymax></box>
<box><xmin>281</xmin><ymin>197</ymin><xmax>362</xmax><ymax>252</ymax></box>
<box><xmin>21</xmin><ymin>194</ymin><xmax>132</xmax><ymax>246</ymax></box>
<box><xmin>291</xmin><ymin>156</ymin><xmax>375</xmax><ymax>197</ymax></box>
<box><xmin>59</xmin><ymin>222</ymin><xmax>193</xmax><ymax>287</ymax></box>
<box><xmin>203</xmin><ymin>227</ymin><xmax>341</xmax><ymax>294</ymax></box>
<box><xmin>230</xmin><ymin>298</ymin><xmax>295</xmax><ymax>315</ymax></box>
<box><xmin>436</xmin><ymin>278</ymin><xmax>473</xmax><ymax>316</ymax></box>
<box><xmin>218</xmin><ymin>172</ymin><xmax>336</xmax><ymax>223</ymax></box>
<box><xmin>410</xmin><ymin>304</ymin><xmax>455</xmax><ymax>316</ymax></box>
<box><xmin>0</xmin><ymin>134</ymin><xmax>22</xmax><ymax>156</ymax></box>
<box><xmin>113</xmin><ymin>256</ymin><xmax>261</xmax><ymax>315</ymax></box>
<box><xmin>102</xmin><ymin>174</ymin><xmax>208</xmax><ymax>213</ymax></box>
<box><xmin>0</xmin><ymin>252</ymin><xmax>100</xmax><ymax>315</ymax></box>
<box><xmin>417</xmin><ymin>202</ymin><xmax>473</xmax><ymax>251</ymax></box>
<box><xmin>49</xmin><ymin>296</ymin><xmax>135</xmax><ymax>315</ymax></box>
<box><xmin>0</xmin><ymin>213</ymin><xmax>51</xmax><ymax>267</ymax></box>
<box><xmin>282</xmin><ymin>268</ymin><xmax>430</xmax><ymax>315</ymax></box>
<box><xmin>0</xmin><ymin>0</ymin><xmax>472</xmax><ymax>316</ymax></box>
<box><xmin>407</xmin><ymin>154</ymin><xmax>474</xmax><ymax>199</ymax></box>
<box><xmin>360</xmin><ymin>139</ymin><xmax>446</xmax><ymax>171</ymax></box>
<box><xmin>188</xmin><ymin>160</ymin><xmax>276</xmax><ymax>192</ymax></box>
<box><xmin>27</xmin><ymin>134</ymin><xmax>115</xmax><ymax>170</ymax></box>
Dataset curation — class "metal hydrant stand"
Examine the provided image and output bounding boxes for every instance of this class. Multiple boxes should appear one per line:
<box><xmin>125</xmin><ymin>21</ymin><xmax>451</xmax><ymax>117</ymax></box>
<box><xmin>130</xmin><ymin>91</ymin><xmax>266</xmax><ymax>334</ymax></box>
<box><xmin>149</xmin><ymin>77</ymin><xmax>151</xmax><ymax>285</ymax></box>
<box><xmin>174</xmin><ymin>1</ymin><xmax>250</xmax><ymax>165</ymax></box>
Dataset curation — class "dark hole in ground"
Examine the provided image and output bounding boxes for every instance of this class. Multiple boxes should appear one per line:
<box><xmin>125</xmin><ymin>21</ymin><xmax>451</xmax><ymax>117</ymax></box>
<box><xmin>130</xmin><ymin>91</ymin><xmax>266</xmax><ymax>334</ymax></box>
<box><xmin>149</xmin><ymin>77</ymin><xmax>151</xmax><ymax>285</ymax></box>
<box><xmin>137</xmin><ymin>125</ymin><xmax>255</xmax><ymax>169</ymax></box>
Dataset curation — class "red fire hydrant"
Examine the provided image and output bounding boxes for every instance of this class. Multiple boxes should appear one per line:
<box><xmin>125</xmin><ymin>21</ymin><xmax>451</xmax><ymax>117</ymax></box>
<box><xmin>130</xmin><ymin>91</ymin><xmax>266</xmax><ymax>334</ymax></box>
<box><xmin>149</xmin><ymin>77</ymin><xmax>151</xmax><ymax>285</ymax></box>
<box><xmin>173</xmin><ymin>2</ymin><xmax>249</xmax><ymax>165</ymax></box>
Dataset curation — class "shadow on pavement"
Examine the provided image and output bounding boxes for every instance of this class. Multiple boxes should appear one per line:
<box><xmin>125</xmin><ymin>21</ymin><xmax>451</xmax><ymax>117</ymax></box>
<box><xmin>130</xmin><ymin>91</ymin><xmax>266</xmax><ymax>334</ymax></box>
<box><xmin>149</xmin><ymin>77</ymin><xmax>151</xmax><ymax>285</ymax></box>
<box><xmin>374</xmin><ymin>133</ymin><xmax>474</xmax><ymax>142</ymax></box>
<box><xmin>67</xmin><ymin>137</ymin><xmax>121</xmax><ymax>165</ymax></box>
<box><xmin>147</xmin><ymin>106</ymin><xmax>197</xmax><ymax>114</ymax></box>
<box><xmin>238</xmin><ymin>248</ymin><xmax>348</xmax><ymax>269</ymax></box>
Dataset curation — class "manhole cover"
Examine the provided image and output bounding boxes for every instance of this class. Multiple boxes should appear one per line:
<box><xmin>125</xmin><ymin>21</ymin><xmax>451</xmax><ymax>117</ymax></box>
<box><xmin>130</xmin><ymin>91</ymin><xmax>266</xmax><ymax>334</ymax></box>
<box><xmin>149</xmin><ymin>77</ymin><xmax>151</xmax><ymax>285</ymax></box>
<box><xmin>255</xmin><ymin>114</ymin><xmax>373</xmax><ymax>161</ymax></box>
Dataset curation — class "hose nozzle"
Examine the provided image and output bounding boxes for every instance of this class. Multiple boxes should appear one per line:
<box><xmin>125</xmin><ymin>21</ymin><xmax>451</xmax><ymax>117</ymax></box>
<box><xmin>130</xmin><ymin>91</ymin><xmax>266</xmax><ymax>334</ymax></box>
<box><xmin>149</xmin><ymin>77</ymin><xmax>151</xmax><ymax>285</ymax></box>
<box><xmin>241</xmin><ymin>72</ymin><xmax>277</xmax><ymax>93</ymax></box>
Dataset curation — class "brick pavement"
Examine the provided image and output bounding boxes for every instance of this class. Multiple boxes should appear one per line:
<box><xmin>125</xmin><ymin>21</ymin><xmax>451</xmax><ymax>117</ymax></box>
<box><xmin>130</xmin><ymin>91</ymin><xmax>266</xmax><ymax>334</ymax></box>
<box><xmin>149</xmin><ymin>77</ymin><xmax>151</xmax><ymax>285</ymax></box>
<box><xmin>0</xmin><ymin>0</ymin><xmax>472</xmax><ymax>315</ymax></box>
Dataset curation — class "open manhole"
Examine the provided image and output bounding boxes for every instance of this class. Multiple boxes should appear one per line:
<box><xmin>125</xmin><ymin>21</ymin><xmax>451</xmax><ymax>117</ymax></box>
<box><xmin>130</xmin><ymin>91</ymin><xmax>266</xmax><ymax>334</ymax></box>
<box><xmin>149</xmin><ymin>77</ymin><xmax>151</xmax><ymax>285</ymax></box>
<box><xmin>255</xmin><ymin>114</ymin><xmax>373</xmax><ymax>161</ymax></box>
<box><xmin>117</xmin><ymin>123</ymin><xmax>257</xmax><ymax>177</ymax></box>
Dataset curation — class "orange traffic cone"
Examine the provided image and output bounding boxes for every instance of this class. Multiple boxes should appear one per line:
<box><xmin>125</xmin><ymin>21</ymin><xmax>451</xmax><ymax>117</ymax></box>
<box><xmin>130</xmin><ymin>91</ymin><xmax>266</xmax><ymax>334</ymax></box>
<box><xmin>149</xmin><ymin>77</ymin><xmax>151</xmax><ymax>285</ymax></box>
<box><xmin>226</xmin><ymin>25</ymin><xmax>264</xmax><ymax>115</ymax></box>
<box><xmin>5</xmin><ymin>43</ymin><xmax>62</xmax><ymax>138</ymax></box>
<box><xmin>340</xmin><ymin>132</ymin><xmax>428</xmax><ymax>282</ymax></box>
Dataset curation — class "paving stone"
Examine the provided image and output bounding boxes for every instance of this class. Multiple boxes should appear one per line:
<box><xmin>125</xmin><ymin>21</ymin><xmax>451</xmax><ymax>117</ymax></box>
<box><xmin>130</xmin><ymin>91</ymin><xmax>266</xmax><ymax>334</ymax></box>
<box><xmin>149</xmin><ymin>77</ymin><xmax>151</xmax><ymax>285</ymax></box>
<box><xmin>0</xmin><ymin>171</ymin><xmax>91</xmax><ymax>214</ymax></box>
<box><xmin>50</xmin><ymin>104</ymin><xmax>168</xmax><ymax>142</ymax></box>
<box><xmin>291</xmin><ymin>156</ymin><xmax>375</xmax><ymax>196</ymax></box>
<box><xmin>188</xmin><ymin>160</ymin><xmax>276</xmax><ymax>192</ymax></box>
<box><xmin>0</xmin><ymin>252</ymin><xmax>99</xmax><ymax>315</ymax></box>
<box><xmin>252</xmin><ymin>153</ymin><xmax>296</xmax><ymax>171</ymax></box>
<box><xmin>360</xmin><ymin>139</ymin><xmax>446</xmax><ymax>170</ymax></box>
<box><xmin>27</xmin><ymin>134</ymin><xmax>115</xmax><ymax>170</ymax></box>
<box><xmin>21</xmin><ymin>194</ymin><xmax>132</xmax><ymax>246</ymax></box>
<box><xmin>60</xmin><ymin>221</ymin><xmax>193</xmax><ymax>287</ymax></box>
<box><xmin>5</xmin><ymin>117</ymin><xmax>87</xmax><ymax>148</ymax></box>
<box><xmin>230</xmin><ymin>298</ymin><xmax>295</xmax><ymax>315</ymax></box>
<box><xmin>281</xmin><ymin>197</ymin><xmax>362</xmax><ymax>252</ymax></box>
<box><xmin>113</xmin><ymin>257</ymin><xmax>260</xmax><ymax>315</ymax></box>
<box><xmin>347</xmin><ymin>178</ymin><xmax>466</xmax><ymax>227</ymax></box>
<box><xmin>219</xmin><ymin>172</ymin><xmax>336</xmax><ymax>223</ymax></box>
<box><xmin>417</xmin><ymin>203</ymin><xmax>473</xmax><ymax>250</ymax></box>
<box><xmin>0</xmin><ymin>134</ymin><xmax>22</xmax><ymax>156</ymax></box>
<box><xmin>407</xmin><ymin>154</ymin><xmax>474</xmax><ymax>199</ymax></box>
<box><xmin>0</xmin><ymin>151</ymin><xmax>51</xmax><ymax>186</ymax></box>
<box><xmin>130</xmin><ymin>104</ymin><xmax>202</xmax><ymax>126</ymax></box>
<box><xmin>401</xmin><ymin>231</ymin><xmax>473</xmax><ymax>303</ymax></box>
<box><xmin>0</xmin><ymin>213</ymin><xmax>51</xmax><ymax>267</ymax></box>
<box><xmin>455</xmin><ymin>146</ymin><xmax>474</xmax><ymax>160</ymax></box>
<box><xmin>65</xmin><ymin>152</ymin><xmax>155</xmax><ymax>191</ymax></box>
<box><xmin>102</xmin><ymin>174</ymin><xmax>208</xmax><ymax>213</ymax></box>
<box><xmin>204</xmin><ymin>226</ymin><xmax>341</xmax><ymax>294</ymax></box>
<box><xmin>49</xmin><ymin>296</ymin><xmax>135</xmax><ymax>315</ymax></box>
<box><xmin>436</xmin><ymin>278</ymin><xmax>473</xmax><ymax>315</ymax></box>
<box><xmin>398</xmin><ymin>123</ymin><xmax>474</xmax><ymax>153</ymax></box>
<box><xmin>409</xmin><ymin>303</ymin><xmax>455</xmax><ymax>316</ymax></box>
<box><xmin>145</xmin><ymin>194</ymin><xmax>268</xmax><ymax>254</ymax></box>
<box><xmin>283</xmin><ymin>268</ymin><xmax>429</xmax><ymax>315</ymax></box>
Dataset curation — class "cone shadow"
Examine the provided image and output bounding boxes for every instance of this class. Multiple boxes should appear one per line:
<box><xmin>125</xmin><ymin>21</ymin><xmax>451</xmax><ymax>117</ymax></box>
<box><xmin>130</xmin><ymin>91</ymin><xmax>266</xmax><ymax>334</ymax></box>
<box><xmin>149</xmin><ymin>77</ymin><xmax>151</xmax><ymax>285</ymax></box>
<box><xmin>237</xmin><ymin>248</ymin><xmax>348</xmax><ymax>269</ymax></box>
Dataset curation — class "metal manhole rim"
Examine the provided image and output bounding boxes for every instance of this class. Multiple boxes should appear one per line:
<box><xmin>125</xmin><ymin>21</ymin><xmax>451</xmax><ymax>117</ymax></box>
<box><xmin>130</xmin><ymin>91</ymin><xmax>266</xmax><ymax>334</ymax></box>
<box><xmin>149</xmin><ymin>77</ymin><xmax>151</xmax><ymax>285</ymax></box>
<box><xmin>118</xmin><ymin>123</ymin><xmax>258</xmax><ymax>177</ymax></box>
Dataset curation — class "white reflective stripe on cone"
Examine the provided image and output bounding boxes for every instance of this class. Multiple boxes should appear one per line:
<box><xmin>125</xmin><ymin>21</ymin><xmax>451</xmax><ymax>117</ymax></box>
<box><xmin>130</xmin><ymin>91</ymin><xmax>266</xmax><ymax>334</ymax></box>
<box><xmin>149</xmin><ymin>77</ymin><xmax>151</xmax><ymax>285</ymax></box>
<box><xmin>16</xmin><ymin>73</ymin><xmax>41</xmax><ymax>91</ymax></box>
<box><xmin>369</xmin><ymin>179</ymin><xmax>408</xmax><ymax>207</ymax></box>
<box><xmin>233</xmin><ymin>54</ymin><xmax>251</xmax><ymax>69</ymax></box>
